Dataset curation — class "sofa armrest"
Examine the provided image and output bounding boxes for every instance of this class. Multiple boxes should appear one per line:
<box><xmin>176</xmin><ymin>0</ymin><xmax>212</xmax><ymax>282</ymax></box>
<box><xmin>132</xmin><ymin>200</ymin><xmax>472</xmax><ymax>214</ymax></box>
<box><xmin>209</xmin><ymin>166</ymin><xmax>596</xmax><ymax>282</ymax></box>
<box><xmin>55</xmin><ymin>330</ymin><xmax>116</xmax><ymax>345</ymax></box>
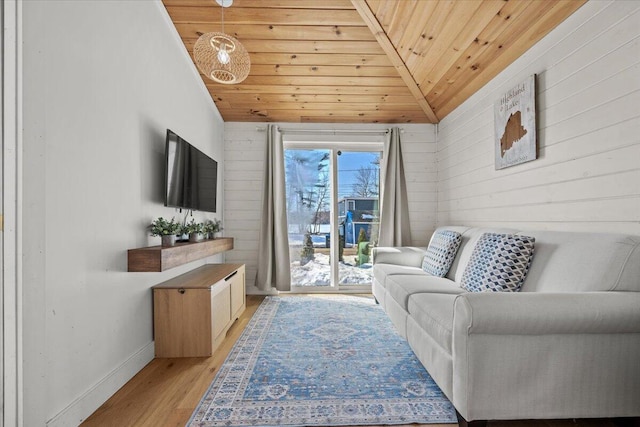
<box><xmin>371</xmin><ymin>246</ymin><xmax>425</xmax><ymax>268</ymax></box>
<box><xmin>451</xmin><ymin>291</ymin><xmax>640</xmax><ymax>421</ymax></box>
<box><xmin>453</xmin><ymin>291</ymin><xmax>640</xmax><ymax>335</ymax></box>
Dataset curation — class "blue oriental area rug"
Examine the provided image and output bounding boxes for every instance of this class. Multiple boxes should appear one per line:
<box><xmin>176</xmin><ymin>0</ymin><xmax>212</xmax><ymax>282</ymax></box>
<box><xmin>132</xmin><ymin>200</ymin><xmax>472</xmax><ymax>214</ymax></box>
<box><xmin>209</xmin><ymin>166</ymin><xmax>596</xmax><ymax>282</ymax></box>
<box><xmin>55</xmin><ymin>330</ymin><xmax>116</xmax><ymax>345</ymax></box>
<box><xmin>187</xmin><ymin>295</ymin><xmax>457</xmax><ymax>426</ymax></box>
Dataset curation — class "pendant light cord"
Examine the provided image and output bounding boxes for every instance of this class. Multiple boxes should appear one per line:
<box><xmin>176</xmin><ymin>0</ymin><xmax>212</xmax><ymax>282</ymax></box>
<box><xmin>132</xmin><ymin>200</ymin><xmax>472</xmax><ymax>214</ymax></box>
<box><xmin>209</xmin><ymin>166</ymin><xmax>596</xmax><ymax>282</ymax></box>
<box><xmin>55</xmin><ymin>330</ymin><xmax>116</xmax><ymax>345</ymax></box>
<box><xmin>220</xmin><ymin>3</ymin><xmax>224</xmax><ymax>34</ymax></box>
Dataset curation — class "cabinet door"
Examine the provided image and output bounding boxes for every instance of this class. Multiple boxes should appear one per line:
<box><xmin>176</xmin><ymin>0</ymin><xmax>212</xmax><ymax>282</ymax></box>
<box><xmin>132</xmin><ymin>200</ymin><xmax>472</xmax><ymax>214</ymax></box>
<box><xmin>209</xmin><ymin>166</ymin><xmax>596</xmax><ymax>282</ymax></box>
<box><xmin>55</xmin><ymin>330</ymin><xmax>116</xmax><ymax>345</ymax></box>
<box><xmin>182</xmin><ymin>289</ymin><xmax>214</xmax><ymax>357</ymax></box>
<box><xmin>154</xmin><ymin>288</ymin><xmax>212</xmax><ymax>358</ymax></box>
<box><xmin>230</xmin><ymin>265</ymin><xmax>246</xmax><ymax>318</ymax></box>
<box><xmin>211</xmin><ymin>281</ymin><xmax>231</xmax><ymax>341</ymax></box>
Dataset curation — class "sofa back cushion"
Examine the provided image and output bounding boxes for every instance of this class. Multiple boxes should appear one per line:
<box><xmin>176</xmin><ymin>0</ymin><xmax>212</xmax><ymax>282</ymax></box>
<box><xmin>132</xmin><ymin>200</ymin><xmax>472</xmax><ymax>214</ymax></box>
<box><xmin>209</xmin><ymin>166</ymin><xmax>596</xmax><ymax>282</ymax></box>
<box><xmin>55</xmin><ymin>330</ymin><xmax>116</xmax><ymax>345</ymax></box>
<box><xmin>517</xmin><ymin>230</ymin><xmax>640</xmax><ymax>292</ymax></box>
<box><xmin>432</xmin><ymin>226</ymin><xmax>640</xmax><ymax>292</ymax></box>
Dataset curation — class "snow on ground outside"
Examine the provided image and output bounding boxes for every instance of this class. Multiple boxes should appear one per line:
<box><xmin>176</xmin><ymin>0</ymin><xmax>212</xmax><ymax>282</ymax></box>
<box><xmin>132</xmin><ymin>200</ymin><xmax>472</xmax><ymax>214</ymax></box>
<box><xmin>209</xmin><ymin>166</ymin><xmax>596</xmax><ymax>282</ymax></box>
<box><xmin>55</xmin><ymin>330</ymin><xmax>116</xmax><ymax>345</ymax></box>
<box><xmin>290</xmin><ymin>252</ymin><xmax>372</xmax><ymax>286</ymax></box>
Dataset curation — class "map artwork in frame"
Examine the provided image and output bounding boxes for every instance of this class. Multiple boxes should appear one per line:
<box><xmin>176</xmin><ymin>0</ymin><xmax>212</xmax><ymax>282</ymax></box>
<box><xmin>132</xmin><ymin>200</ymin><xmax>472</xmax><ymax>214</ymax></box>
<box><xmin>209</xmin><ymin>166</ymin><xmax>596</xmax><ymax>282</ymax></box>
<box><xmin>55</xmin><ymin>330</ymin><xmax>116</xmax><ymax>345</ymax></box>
<box><xmin>494</xmin><ymin>75</ymin><xmax>537</xmax><ymax>170</ymax></box>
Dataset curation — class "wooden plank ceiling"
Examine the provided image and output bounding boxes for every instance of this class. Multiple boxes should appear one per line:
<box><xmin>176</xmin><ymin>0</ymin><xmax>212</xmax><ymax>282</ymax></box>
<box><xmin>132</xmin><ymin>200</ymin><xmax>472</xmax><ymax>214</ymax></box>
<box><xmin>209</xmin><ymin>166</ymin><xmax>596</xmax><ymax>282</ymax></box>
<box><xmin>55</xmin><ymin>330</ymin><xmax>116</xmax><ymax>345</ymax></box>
<box><xmin>163</xmin><ymin>0</ymin><xmax>586</xmax><ymax>123</ymax></box>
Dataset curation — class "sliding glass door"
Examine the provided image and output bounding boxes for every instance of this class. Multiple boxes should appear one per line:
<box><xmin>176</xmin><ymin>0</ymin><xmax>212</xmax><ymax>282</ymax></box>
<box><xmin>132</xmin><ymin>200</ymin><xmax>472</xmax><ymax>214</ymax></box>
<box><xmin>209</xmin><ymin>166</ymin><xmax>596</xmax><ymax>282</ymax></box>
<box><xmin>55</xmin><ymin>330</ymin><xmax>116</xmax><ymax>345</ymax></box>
<box><xmin>286</xmin><ymin>148</ymin><xmax>332</xmax><ymax>288</ymax></box>
<box><xmin>285</xmin><ymin>143</ymin><xmax>381</xmax><ymax>291</ymax></box>
<box><xmin>336</xmin><ymin>150</ymin><xmax>380</xmax><ymax>288</ymax></box>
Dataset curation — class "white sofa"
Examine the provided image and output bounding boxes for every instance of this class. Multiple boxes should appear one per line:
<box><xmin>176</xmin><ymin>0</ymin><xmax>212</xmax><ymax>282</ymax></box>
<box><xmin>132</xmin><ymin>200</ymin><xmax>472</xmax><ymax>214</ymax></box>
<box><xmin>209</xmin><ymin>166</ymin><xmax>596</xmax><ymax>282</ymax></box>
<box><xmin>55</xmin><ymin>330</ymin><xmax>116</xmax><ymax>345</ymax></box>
<box><xmin>372</xmin><ymin>226</ymin><xmax>640</xmax><ymax>425</ymax></box>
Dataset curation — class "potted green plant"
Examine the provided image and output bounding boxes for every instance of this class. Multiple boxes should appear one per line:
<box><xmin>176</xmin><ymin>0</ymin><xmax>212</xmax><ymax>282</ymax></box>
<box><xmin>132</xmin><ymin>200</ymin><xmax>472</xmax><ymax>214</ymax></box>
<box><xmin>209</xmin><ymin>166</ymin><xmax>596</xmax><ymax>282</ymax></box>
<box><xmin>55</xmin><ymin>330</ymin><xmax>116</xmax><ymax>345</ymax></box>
<box><xmin>356</xmin><ymin>228</ymin><xmax>370</xmax><ymax>265</ymax></box>
<box><xmin>300</xmin><ymin>232</ymin><xmax>315</xmax><ymax>266</ymax></box>
<box><xmin>202</xmin><ymin>220</ymin><xmax>214</xmax><ymax>240</ymax></box>
<box><xmin>204</xmin><ymin>218</ymin><xmax>223</xmax><ymax>239</ymax></box>
<box><xmin>184</xmin><ymin>219</ymin><xmax>204</xmax><ymax>243</ymax></box>
<box><xmin>149</xmin><ymin>217</ymin><xmax>181</xmax><ymax>247</ymax></box>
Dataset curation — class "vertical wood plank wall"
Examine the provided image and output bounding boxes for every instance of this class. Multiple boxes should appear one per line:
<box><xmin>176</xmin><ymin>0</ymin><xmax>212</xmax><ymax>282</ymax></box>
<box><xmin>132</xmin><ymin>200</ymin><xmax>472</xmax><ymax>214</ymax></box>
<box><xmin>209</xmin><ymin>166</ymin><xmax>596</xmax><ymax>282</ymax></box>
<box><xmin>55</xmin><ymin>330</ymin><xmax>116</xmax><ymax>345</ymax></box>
<box><xmin>436</xmin><ymin>1</ymin><xmax>640</xmax><ymax>235</ymax></box>
<box><xmin>224</xmin><ymin>123</ymin><xmax>437</xmax><ymax>292</ymax></box>
<box><xmin>224</xmin><ymin>124</ymin><xmax>264</xmax><ymax>292</ymax></box>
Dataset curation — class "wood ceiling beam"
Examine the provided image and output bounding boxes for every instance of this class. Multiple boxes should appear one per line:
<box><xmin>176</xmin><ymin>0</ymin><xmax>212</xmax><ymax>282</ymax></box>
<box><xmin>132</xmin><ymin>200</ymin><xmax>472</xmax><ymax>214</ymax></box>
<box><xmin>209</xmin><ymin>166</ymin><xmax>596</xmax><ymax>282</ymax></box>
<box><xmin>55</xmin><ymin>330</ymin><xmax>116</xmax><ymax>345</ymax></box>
<box><xmin>221</xmin><ymin>102</ymin><xmax>425</xmax><ymax>111</ymax></box>
<box><xmin>219</xmin><ymin>109</ymin><xmax>427</xmax><ymax>123</ymax></box>
<box><xmin>238</xmin><ymin>75</ymin><xmax>407</xmax><ymax>87</ymax></box>
<box><xmin>351</xmin><ymin>0</ymin><xmax>439</xmax><ymax>123</ymax></box>
<box><xmin>212</xmin><ymin>93</ymin><xmax>418</xmax><ymax>104</ymax></box>
<box><xmin>249</xmin><ymin>64</ymin><xmax>399</xmax><ymax>78</ymax></box>
<box><xmin>182</xmin><ymin>39</ymin><xmax>385</xmax><ymax>55</ymax></box>
<box><xmin>166</xmin><ymin>7</ymin><xmax>363</xmax><ymax>25</ymax></box>
<box><xmin>206</xmin><ymin>84</ymin><xmax>414</xmax><ymax>95</ymax></box>
<box><xmin>247</xmin><ymin>53</ymin><xmax>391</xmax><ymax>66</ymax></box>
<box><xmin>174</xmin><ymin>23</ymin><xmax>376</xmax><ymax>42</ymax></box>
<box><xmin>163</xmin><ymin>0</ymin><xmax>356</xmax><ymax>9</ymax></box>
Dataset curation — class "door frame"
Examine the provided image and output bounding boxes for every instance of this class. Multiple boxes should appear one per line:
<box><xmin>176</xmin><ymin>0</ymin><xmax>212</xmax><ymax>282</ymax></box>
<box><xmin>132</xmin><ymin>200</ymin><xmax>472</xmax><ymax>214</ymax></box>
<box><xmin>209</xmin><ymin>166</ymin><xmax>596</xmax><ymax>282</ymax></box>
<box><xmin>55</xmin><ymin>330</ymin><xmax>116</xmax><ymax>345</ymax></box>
<box><xmin>2</xmin><ymin>1</ymin><xmax>24</xmax><ymax>426</ymax></box>
<box><xmin>284</xmin><ymin>141</ymin><xmax>383</xmax><ymax>293</ymax></box>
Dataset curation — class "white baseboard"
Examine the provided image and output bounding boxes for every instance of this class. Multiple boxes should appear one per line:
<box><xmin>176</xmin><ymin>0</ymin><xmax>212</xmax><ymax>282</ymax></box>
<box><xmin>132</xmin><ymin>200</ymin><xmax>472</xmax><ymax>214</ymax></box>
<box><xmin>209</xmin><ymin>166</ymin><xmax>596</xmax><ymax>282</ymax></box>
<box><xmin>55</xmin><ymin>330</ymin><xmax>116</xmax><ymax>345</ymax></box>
<box><xmin>46</xmin><ymin>341</ymin><xmax>155</xmax><ymax>427</ymax></box>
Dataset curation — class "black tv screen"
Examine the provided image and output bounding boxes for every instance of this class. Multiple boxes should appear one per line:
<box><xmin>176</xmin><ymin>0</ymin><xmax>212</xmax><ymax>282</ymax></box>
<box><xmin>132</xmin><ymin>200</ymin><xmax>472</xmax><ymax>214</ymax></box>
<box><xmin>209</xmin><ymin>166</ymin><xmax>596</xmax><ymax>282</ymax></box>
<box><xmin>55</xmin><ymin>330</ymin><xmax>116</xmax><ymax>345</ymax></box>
<box><xmin>164</xmin><ymin>129</ymin><xmax>218</xmax><ymax>213</ymax></box>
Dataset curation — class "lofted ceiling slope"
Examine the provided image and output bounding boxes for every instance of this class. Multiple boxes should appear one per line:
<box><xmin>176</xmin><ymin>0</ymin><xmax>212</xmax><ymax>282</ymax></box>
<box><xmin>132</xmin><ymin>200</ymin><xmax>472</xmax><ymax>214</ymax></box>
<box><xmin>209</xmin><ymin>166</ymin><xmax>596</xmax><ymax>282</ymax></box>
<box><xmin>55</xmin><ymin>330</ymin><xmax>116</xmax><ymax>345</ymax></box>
<box><xmin>162</xmin><ymin>0</ymin><xmax>586</xmax><ymax>124</ymax></box>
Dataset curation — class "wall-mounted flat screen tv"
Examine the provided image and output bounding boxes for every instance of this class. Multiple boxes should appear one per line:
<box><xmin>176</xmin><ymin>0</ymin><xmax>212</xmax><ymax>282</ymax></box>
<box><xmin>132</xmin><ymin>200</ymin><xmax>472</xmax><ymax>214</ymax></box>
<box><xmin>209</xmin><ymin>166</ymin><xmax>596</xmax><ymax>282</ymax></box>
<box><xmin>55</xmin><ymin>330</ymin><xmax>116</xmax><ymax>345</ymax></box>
<box><xmin>164</xmin><ymin>129</ymin><xmax>217</xmax><ymax>213</ymax></box>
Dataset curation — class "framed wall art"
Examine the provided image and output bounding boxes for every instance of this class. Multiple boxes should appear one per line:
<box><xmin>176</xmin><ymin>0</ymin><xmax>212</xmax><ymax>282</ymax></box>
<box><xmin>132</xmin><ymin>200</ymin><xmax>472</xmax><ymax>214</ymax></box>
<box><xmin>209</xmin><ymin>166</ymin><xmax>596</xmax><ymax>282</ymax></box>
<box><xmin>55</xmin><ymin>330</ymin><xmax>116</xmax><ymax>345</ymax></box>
<box><xmin>494</xmin><ymin>75</ymin><xmax>537</xmax><ymax>170</ymax></box>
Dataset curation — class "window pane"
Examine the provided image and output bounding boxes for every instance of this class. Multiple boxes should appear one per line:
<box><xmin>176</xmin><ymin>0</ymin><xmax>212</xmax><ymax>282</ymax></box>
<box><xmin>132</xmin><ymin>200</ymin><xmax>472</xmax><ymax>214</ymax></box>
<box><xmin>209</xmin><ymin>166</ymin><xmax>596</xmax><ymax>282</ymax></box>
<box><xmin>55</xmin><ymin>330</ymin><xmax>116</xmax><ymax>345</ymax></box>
<box><xmin>337</xmin><ymin>151</ymin><xmax>380</xmax><ymax>286</ymax></box>
<box><xmin>285</xmin><ymin>149</ymin><xmax>331</xmax><ymax>287</ymax></box>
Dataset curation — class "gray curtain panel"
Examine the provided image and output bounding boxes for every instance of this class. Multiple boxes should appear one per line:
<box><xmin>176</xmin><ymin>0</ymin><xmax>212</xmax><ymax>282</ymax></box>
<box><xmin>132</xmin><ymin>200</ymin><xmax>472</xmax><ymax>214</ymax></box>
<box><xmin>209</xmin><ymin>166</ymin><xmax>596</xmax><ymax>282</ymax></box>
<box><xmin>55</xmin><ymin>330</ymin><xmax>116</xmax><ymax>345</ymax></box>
<box><xmin>378</xmin><ymin>127</ymin><xmax>411</xmax><ymax>247</ymax></box>
<box><xmin>255</xmin><ymin>124</ymin><xmax>291</xmax><ymax>291</ymax></box>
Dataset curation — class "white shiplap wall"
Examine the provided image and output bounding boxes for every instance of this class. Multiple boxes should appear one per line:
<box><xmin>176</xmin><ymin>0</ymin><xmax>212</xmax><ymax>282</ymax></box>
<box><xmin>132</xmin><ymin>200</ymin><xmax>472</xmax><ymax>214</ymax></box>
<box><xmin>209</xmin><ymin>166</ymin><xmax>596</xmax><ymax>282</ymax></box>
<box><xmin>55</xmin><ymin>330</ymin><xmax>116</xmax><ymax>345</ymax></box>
<box><xmin>436</xmin><ymin>0</ymin><xmax>640</xmax><ymax>235</ymax></box>
<box><xmin>224</xmin><ymin>122</ymin><xmax>436</xmax><ymax>292</ymax></box>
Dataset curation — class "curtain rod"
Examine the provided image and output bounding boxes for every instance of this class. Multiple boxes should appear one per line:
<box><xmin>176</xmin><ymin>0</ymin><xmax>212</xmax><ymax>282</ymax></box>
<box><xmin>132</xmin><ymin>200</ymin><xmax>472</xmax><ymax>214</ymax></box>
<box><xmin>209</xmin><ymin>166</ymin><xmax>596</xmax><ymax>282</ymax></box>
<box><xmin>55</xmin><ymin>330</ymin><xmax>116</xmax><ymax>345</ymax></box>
<box><xmin>255</xmin><ymin>127</ymin><xmax>400</xmax><ymax>134</ymax></box>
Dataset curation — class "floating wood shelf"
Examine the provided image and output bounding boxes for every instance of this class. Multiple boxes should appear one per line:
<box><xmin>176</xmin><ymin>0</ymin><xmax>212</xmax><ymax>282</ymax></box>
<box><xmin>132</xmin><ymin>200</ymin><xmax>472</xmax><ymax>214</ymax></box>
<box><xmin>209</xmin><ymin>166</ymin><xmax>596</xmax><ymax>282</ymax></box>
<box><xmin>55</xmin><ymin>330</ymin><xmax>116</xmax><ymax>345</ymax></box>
<box><xmin>127</xmin><ymin>237</ymin><xmax>234</xmax><ymax>272</ymax></box>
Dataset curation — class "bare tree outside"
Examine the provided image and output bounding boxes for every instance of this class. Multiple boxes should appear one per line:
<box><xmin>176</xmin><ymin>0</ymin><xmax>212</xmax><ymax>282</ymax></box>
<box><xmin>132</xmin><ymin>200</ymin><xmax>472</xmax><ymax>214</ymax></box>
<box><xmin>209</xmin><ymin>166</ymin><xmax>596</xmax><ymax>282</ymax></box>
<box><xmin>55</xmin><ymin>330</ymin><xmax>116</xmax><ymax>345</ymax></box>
<box><xmin>352</xmin><ymin>166</ymin><xmax>379</xmax><ymax>197</ymax></box>
<box><xmin>311</xmin><ymin>172</ymin><xmax>330</xmax><ymax>234</ymax></box>
<box><xmin>285</xmin><ymin>150</ymin><xmax>330</xmax><ymax>233</ymax></box>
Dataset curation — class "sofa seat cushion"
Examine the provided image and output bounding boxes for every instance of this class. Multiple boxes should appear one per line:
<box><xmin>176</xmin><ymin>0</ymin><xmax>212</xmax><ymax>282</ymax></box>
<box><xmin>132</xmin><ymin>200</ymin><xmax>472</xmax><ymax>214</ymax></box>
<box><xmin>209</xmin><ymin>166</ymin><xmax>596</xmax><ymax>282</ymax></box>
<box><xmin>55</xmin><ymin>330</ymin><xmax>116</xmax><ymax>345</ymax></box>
<box><xmin>373</xmin><ymin>264</ymin><xmax>427</xmax><ymax>289</ymax></box>
<box><xmin>386</xmin><ymin>274</ymin><xmax>464</xmax><ymax>311</ymax></box>
<box><xmin>407</xmin><ymin>293</ymin><xmax>459</xmax><ymax>354</ymax></box>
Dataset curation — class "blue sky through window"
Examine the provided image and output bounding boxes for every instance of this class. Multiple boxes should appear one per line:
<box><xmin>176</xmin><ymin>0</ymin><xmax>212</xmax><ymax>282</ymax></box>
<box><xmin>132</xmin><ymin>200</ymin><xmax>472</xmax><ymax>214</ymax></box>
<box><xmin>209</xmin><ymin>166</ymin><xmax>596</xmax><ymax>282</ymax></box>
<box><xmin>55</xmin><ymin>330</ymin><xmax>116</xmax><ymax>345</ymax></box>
<box><xmin>337</xmin><ymin>151</ymin><xmax>380</xmax><ymax>200</ymax></box>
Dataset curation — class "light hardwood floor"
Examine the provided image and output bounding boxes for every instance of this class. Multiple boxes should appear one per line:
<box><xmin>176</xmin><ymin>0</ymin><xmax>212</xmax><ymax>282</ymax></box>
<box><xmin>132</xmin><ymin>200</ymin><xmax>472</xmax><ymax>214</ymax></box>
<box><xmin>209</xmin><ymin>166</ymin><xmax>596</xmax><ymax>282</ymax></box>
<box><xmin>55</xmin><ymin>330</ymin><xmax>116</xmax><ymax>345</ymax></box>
<box><xmin>82</xmin><ymin>295</ymin><xmax>634</xmax><ymax>427</ymax></box>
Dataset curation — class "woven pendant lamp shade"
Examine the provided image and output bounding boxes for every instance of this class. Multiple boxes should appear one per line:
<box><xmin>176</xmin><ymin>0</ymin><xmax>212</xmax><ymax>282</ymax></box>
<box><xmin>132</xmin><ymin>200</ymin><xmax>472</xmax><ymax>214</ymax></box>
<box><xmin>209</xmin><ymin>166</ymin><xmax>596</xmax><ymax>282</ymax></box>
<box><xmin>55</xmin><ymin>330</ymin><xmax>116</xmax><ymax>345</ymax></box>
<box><xmin>194</xmin><ymin>32</ymin><xmax>250</xmax><ymax>84</ymax></box>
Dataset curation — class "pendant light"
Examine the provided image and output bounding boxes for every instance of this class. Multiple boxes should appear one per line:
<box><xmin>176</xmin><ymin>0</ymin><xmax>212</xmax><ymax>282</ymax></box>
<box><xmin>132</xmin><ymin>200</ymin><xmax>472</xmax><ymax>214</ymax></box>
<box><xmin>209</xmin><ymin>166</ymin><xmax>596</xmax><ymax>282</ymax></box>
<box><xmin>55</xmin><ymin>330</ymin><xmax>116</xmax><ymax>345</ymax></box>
<box><xmin>193</xmin><ymin>0</ymin><xmax>250</xmax><ymax>84</ymax></box>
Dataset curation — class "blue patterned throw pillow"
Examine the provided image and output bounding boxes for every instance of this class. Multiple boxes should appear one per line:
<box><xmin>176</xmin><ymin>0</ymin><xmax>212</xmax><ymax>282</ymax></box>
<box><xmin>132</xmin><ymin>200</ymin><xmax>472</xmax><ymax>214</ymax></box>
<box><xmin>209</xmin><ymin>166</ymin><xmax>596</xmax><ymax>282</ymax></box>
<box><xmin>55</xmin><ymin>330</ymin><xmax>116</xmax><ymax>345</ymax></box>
<box><xmin>460</xmin><ymin>233</ymin><xmax>535</xmax><ymax>292</ymax></box>
<box><xmin>421</xmin><ymin>230</ymin><xmax>462</xmax><ymax>277</ymax></box>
